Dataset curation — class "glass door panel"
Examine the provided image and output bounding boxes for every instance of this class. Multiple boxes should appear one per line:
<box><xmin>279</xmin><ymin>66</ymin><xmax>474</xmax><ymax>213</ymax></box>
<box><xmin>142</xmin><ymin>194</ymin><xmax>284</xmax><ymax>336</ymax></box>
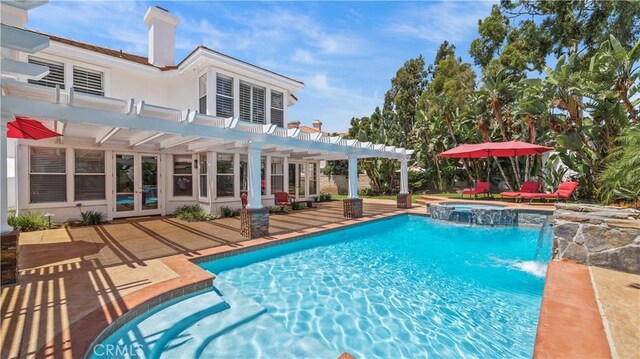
<box><xmin>288</xmin><ymin>163</ymin><xmax>296</xmax><ymax>196</ymax></box>
<box><xmin>115</xmin><ymin>154</ymin><xmax>135</xmax><ymax>213</ymax></box>
<box><xmin>140</xmin><ymin>156</ymin><xmax>158</xmax><ymax>211</ymax></box>
<box><xmin>298</xmin><ymin>163</ymin><xmax>305</xmax><ymax>197</ymax></box>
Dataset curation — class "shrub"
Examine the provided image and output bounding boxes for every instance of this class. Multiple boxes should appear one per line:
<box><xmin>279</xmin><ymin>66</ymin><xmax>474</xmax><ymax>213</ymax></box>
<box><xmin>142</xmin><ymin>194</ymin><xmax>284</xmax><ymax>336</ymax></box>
<box><xmin>359</xmin><ymin>187</ymin><xmax>375</xmax><ymax>197</ymax></box>
<box><xmin>318</xmin><ymin>193</ymin><xmax>332</xmax><ymax>202</ymax></box>
<box><xmin>268</xmin><ymin>205</ymin><xmax>292</xmax><ymax>214</ymax></box>
<box><xmin>291</xmin><ymin>201</ymin><xmax>306</xmax><ymax>210</ymax></box>
<box><xmin>8</xmin><ymin>211</ymin><xmax>51</xmax><ymax>232</ymax></box>
<box><xmin>219</xmin><ymin>206</ymin><xmax>240</xmax><ymax>218</ymax></box>
<box><xmin>80</xmin><ymin>210</ymin><xmax>105</xmax><ymax>226</ymax></box>
<box><xmin>174</xmin><ymin>205</ymin><xmax>216</xmax><ymax>222</ymax></box>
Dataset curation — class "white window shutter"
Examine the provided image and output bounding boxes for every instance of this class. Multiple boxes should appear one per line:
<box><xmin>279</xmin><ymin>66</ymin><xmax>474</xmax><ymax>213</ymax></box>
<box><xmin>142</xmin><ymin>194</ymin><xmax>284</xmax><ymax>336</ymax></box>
<box><xmin>73</xmin><ymin>66</ymin><xmax>104</xmax><ymax>96</ymax></box>
<box><xmin>28</xmin><ymin>57</ymin><xmax>65</xmax><ymax>89</ymax></box>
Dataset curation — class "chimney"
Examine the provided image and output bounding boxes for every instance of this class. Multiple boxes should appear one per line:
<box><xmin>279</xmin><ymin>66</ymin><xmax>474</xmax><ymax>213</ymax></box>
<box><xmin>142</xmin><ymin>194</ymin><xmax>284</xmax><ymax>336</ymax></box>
<box><xmin>288</xmin><ymin>121</ymin><xmax>300</xmax><ymax>129</ymax></box>
<box><xmin>143</xmin><ymin>6</ymin><xmax>179</xmax><ymax>67</ymax></box>
<box><xmin>312</xmin><ymin>120</ymin><xmax>322</xmax><ymax>132</ymax></box>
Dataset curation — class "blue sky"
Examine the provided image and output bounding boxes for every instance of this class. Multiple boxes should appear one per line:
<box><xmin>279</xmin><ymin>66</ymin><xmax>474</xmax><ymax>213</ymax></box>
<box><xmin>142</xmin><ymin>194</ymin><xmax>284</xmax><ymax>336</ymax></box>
<box><xmin>28</xmin><ymin>1</ymin><xmax>496</xmax><ymax>132</ymax></box>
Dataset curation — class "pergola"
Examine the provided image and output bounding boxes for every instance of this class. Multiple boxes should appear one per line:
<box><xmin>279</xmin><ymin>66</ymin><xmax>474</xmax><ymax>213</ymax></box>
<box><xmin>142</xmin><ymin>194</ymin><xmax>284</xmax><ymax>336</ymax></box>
<box><xmin>0</xmin><ymin>25</ymin><xmax>413</xmax><ymax>236</ymax></box>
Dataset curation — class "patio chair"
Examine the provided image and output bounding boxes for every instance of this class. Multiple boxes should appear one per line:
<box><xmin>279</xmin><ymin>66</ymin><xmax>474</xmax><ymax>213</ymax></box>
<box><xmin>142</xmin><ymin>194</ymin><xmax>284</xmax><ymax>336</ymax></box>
<box><xmin>519</xmin><ymin>181</ymin><xmax>579</xmax><ymax>203</ymax></box>
<box><xmin>274</xmin><ymin>192</ymin><xmax>292</xmax><ymax>206</ymax></box>
<box><xmin>500</xmin><ymin>181</ymin><xmax>540</xmax><ymax>201</ymax></box>
<box><xmin>461</xmin><ymin>182</ymin><xmax>490</xmax><ymax>199</ymax></box>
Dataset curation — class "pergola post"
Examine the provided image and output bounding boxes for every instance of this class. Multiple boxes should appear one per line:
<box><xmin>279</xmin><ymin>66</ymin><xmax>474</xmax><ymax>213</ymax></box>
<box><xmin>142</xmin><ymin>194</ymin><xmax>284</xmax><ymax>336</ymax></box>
<box><xmin>240</xmin><ymin>142</ymin><xmax>269</xmax><ymax>238</ymax></box>
<box><xmin>1</xmin><ymin>118</ymin><xmax>19</xmax><ymax>284</ymax></box>
<box><xmin>343</xmin><ymin>153</ymin><xmax>363</xmax><ymax>219</ymax></box>
<box><xmin>1</xmin><ymin>120</ymin><xmax>12</xmax><ymax>234</ymax></box>
<box><xmin>397</xmin><ymin>158</ymin><xmax>411</xmax><ymax>209</ymax></box>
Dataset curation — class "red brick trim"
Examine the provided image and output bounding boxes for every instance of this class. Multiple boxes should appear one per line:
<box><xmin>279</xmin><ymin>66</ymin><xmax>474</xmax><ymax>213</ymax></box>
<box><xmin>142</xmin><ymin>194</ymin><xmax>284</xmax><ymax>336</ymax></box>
<box><xmin>534</xmin><ymin>261</ymin><xmax>611</xmax><ymax>358</ymax></box>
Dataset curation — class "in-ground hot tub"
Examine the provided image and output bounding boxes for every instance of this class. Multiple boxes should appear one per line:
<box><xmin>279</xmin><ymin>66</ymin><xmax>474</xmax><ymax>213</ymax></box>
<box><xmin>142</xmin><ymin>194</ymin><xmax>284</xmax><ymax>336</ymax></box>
<box><xmin>428</xmin><ymin>201</ymin><xmax>518</xmax><ymax>225</ymax></box>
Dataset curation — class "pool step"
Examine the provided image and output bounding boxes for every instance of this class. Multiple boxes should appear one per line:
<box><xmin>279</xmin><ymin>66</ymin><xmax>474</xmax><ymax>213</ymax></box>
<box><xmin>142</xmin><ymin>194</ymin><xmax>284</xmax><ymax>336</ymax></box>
<box><xmin>97</xmin><ymin>289</ymin><xmax>230</xmax><ymax>358</ymax></box>
<box><xmin>159</xmin><ymin>279</ymin><xmax>336</xmax><ymax>359</ymax></box>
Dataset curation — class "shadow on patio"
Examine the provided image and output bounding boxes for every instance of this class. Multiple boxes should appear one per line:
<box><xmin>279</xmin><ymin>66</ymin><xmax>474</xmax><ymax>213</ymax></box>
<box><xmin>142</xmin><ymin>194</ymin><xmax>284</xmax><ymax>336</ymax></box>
<box><xmin>0</xmin><ymin>200</ymin><xmax>399</xmax><ymax>358</ymax></box>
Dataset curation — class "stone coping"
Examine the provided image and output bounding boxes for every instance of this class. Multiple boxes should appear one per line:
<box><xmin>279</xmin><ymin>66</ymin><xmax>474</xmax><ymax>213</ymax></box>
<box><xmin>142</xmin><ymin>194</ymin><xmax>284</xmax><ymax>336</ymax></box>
<box><xmin>534</xmin><ymin>260</ymin><xmax>611</xmax><ymax>358</ymax></box>
<box><xmin>38</xmin><ymin>209</ymin><xmax>406</xmax><ymax>359</ymax></box>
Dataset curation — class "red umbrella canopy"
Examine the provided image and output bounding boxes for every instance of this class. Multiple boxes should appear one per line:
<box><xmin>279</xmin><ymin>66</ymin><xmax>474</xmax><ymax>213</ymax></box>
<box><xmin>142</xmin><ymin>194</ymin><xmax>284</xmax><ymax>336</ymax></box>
<box><xmin>439</xmin><ymin>141</ymin><xmax>553</xmax><ymax>158</ymax></box>
<box><xmin>7</xmin><ymin>116</ymin><xmax>62</xmax><ymax>140</ymax></box>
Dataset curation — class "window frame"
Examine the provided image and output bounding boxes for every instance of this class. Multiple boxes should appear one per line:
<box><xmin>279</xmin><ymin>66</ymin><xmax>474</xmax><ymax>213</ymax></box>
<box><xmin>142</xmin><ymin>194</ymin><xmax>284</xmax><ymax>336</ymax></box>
<box><xmin>172</xmin><ymin>154</ymin><xmax>194</xmax><ymax>198</ymax></box>
<box><xmin>308</xmin><ymin>162</ymin><xmax>318</xmax><ymax>196</ymax></box>
<box><xmin>216</xmin><ymin>153</ymin><xmax>235</xmax><ymax>198</ymax></box>
<box><xmin>28</xmin><ymin>56</ymin><xmax>65</xmax><ymax>89</ymax></box>
<box><xmin>270</xmin><ymin>157</ymin><xmax>285</xmax><ymax>195</ymax></box>
<box><xmin>215</xmin><ymin>73</ymin><xmax>234</xmax><ymax>118</ymax></box>
<box><xmin>239</xmin><ymin>81</ymin><xmax>266</xmax><ymax>124</ymax></box>
<box><xmin>198</xmin><ymin>152</ymin><xmax>208</xmax><ymax>200</ymax></box>
<box><xmin>73</xmin><ymin>65</ymin><xmax>104</xmax><ymax>96</ymax></box>
<box><xmin>198</xmin><ymin>73</ymin><xmax>207</xmax><ymax>114</ymax></box>
<box><xmin>29</xmin><ymin>146</ymin><xmax>68</xmax><ymax>204</ymax></box>
<box><xmin>74</xmin><ymin>149</ymin><xmax>106</xmax><ymax>201</ymax></box>
<box><xmin>270</xmin><ymin>90</ymin><xmax>284</xmax><ymax>127</ymax></box>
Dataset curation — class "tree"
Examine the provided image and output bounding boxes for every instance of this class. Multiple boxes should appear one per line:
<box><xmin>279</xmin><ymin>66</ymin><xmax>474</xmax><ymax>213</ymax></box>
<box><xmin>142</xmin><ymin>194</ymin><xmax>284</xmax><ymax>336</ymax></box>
<box><xmin>470</xmin><ymin>1</ymin><xmax>640</xmax><ymax>74</ymax></box>
<box><xmin>383</xmin><ymin>56</ymin><xmax>428</xmax><ymax>147</ymax></box>
<box><xmin>598</xmin><ymin>126</ymin><xmax>640</xmax><ymax>205</ymax></box>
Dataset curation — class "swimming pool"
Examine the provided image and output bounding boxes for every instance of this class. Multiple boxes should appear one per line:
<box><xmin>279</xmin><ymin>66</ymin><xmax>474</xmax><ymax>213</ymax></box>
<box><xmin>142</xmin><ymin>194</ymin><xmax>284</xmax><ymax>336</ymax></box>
<box><xmin>94</xmin><ymin>215</ymin><xmax>551</xmax><ymax>358</ymax></box>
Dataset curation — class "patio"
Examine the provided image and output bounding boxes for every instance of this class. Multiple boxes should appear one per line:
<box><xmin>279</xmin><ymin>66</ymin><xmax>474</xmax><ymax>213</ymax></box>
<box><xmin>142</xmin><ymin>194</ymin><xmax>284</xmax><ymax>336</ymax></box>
<box><xmin>1</xmin><ymin>200</ymin><xmax>400</xmax><ymax>359</ymax></box>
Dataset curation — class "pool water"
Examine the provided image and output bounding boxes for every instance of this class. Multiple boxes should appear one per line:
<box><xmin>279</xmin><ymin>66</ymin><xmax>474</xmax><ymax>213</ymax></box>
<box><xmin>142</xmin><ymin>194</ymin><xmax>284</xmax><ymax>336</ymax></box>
<box><xmin>201</xmin><ymin>215</ymin><xmax>551</xmax><ymax>358</ymax></box>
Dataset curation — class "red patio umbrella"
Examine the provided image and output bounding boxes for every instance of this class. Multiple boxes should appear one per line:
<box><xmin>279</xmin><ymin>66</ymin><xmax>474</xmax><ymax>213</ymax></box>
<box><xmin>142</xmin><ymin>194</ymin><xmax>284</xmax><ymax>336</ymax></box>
<box><xmin>438</xmin><ymin>141</ymin><xmax>553</xmax><ymax>158</ymax></box>
<box><xmin>438</xmin><ymin>141</ymin><xmax>553</xmax><ymax>183</ymax></box>
<box><xmin>7</xmin><ymin>116</ymin><xmax>62</xmax><ymax>140</ymax></box>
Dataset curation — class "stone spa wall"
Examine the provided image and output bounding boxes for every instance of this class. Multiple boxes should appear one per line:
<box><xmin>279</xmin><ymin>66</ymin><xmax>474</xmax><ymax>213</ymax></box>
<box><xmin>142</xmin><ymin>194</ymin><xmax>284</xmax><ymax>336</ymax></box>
<box><xmin>553</xmin><ymin>204</ymin><xmax>640</xmax><ymax>274</ymax></box>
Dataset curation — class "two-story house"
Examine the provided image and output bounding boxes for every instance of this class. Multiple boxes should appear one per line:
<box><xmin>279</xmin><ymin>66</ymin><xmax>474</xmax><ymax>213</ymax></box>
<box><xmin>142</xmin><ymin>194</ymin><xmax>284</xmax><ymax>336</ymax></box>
<box><xmin>1</xmin><ymin>1</ymin><xmax>412</xmax><ymax>236</ymax></box>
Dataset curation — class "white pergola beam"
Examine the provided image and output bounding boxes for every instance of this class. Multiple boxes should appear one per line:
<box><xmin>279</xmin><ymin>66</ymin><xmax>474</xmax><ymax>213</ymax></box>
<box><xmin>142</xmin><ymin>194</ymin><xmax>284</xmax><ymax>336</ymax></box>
<box><xmin>1</xmin><ymin>25</ymin><xmax>50</xmax><ymax>53</ymax></box>
<box><xmin>1</xmin><ymin>92</ymin><xmax>411</xmax><ymax>160</ymax></box>
<box><xmin>129</xmin><ymin>132</ymin><xmax>164</xmax><ymax>147</ymax></box>
<box><xmin>94</xmin><ymin>126</ymin><xmax>120</xmax><ymax>146</ymax></box>
<box><xmin>159</xmin><ymin>135</ymin><xmax>201</xmax><ymax>149</ymax></box>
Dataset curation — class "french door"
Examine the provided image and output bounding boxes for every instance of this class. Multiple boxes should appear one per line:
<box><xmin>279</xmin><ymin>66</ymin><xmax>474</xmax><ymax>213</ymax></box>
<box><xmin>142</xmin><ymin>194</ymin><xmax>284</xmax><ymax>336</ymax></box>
<box><xmin>288</xmin><ymin>162</ymin><xmax>306</xmax><ymax>200</ymax></box>
<box><xmin>113</xmin><ymin>153</ymin><xmax>161</xmax><ymax>217</ymax></box>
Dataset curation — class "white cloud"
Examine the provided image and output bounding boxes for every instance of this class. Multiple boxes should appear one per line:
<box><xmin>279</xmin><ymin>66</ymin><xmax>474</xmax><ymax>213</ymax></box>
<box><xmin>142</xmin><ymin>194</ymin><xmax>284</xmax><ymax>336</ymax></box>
<box><xmin>387</xmin><ymin>1</ymin><xmax>495</xmax><ymax>43</ymax></box>
<box><xmin>28</xmin><ymin>1</ymin><xmax>150</xmax><ymax>55</ymax></box>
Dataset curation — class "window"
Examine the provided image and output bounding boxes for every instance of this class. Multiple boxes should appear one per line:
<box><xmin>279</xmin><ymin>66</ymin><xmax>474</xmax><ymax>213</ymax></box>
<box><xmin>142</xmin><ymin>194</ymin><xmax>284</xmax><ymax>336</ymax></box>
<box><xmin>198</xmin><ymin>74</ymin><xmax>207</xmax><ymax>114</ymax></box>
<box><xmin>240</xmin><ymin>155</ymin><xmax>266</xmax><ymax>195</ymax></box>
<box><xmin>298</xmin><ymin>163</ymin><xmax>306</xmax><ymax>196</ymax></box>
<box><xmin>308</xmin><ymin>163</ymin><xmax>318</xmax><ymax>196</ymax></box>
<box><xmin>73</xmin><ymin>66</ymin><xmax>104</xmax><ymax>96</ymax></box>
<box><xmin>28</xmin><ymin>57</ymin><xmax>65</xmax><ymax>89</ymax></box>
<box><xmin>199</xmin><ymin>153</ymin><xmax>208</xmax><ymax>198</ymax></box>
<box><xmin>216</xmin><ymin>74</ymin><xmax>234</xmax><ymax>118</ymax></box>
<box><xmin>216</xmin><ymin>154</ymin><xmax>234</xmax><ymax>197</ymax></box>
<box><xmin>271</xmin><ymin>157</ymin><xmax>284</xmax><ymax>194</ymax></box>
<box><xmin>173</xmin><ymin>155</ymin><xmax>193</xmax><ymax>197</ymax></box>
<box><xmin>30</xmin><ymin>147</ymin><xmax>66</xmax><ymax>203</ymax></box>
<box><xmin>271</xmin><ymin>91</ymin><xmax>284</xmax><ymax>127</ymax></box>
<box><xmin>75</xmin><ymin>150</ymin><xmax>105</xmax><ymax>201</ymax></box>
<box><xmin>239</xmin><ymin>81</ymin><xmax>265</xmax><ymax>124</ymax></box>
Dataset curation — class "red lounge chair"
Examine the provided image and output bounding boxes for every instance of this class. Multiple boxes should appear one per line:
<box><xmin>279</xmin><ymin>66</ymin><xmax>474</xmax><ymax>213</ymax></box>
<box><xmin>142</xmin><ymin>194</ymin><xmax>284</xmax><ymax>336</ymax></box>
<box><xmin>519</xmin><ymin>181</ymin><xmax>579</xmax><ymax>203</ymax></box>
<box><xmin>500</xmin><ymin>181</ymin><xmax>540</xmax><ymax>201</ymax></box>
<box><xmin>274</xmin><ymin>192</ymin><xmax>292</xmax><ymax>206</ymax></box>
<box><xmin>461</xmin><ymin>182</ymin><xmax>490</xmax><ymax>199</ymax></box>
